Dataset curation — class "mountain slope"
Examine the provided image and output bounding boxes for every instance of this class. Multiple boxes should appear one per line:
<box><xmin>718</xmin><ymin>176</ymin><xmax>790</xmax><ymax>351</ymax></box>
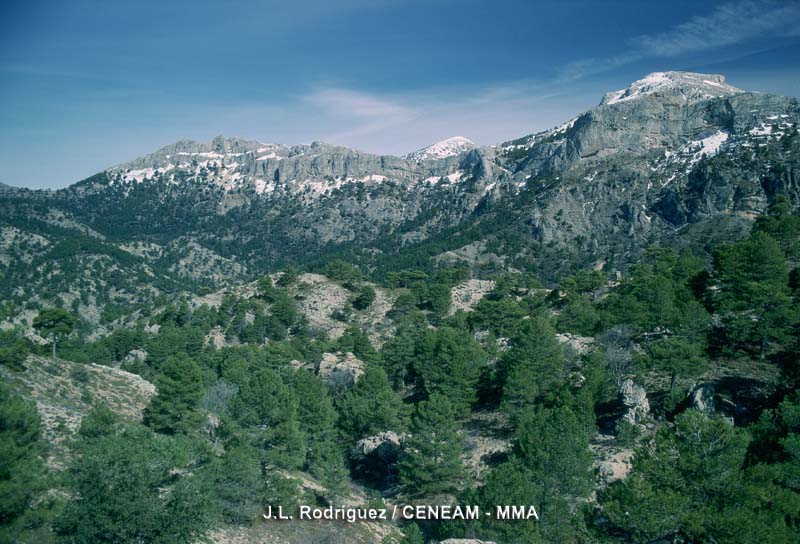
<box><xmin>1</xmin><ymin>71</ymin><xmax>798</xmax><ymax>294</ymax></box>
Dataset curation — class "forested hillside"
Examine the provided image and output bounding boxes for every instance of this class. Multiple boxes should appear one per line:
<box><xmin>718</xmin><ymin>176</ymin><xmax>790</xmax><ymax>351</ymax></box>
<box><xmin>2</xmin><ymin>71</ymin><xmax>800</xmax><ymax>543</ymax></box>
<box><xmin>1</xmin><ymin>198</ymin><xmax>799</xmax><ymax>543</ymax></box>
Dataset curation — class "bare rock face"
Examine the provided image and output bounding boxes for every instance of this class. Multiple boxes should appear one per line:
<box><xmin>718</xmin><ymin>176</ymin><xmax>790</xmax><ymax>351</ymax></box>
<box><xmin>620</xmin><ymin>379</ymin><xmax>650</xmax><ymax>425</ymax></box>
<box><xmin>449</xmin><ymin>279</ymin><xmax>496</xmax><ymax>314</ymax></box>
<box><xmin>592</xmin><ymin>433</ymin><xmax>635</xmax><ymax>486</ymax></box>
<box><xmin>318</xmin><ymin>351</ymin><xmax>364</xmax><ymax>388</ymax></box>
<box><xmin>556</xmin><ymin>332</ymin><xmax>594</xmax><ymax>355</ymax></box>
<box><xmin>596</xmin><ymin>449</ymin><xmax>635</xmax><ymax>485</ymax></box>
<box><xmin>353</xmin><ymin>431</ymin><xmax>405</xmax><ymax>461</ymax></box>
<box><xmin>123</xmin><ymin>349</ymin><xmax>147</xmax><ymax>364</ymax></box>
<box><xmin>690</xmin><ymin>384</ymin><xmax>716</xmax><ymax>416</ymax></box>
<box><xmin>204</xmin><ymin>326</ymin><xmax>227</xmax><ymax>349</ymax></box>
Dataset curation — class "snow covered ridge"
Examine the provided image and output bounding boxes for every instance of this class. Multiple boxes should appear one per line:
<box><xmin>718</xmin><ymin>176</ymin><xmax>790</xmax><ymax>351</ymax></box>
<box><xmin>407</xmin><ymin>136</ymin><xmax>476</xmax><ymax>161</ymax></box>
<box><xmin>654</xmin><ymin>130</ymin><xmax>730</xmax><ymax>182</ymax></box>
<box><xmin>651</xmin><ymin>112</ymin><xmax>797</xmax><ymax>187</ymax></box>
<box><xmin>601</xmin><ymin>71</ymin><xmax>743</xmax><ymax>106</ymax></box>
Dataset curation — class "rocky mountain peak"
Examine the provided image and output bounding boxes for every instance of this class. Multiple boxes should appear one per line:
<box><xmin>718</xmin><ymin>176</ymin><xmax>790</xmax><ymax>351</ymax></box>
<box><xmin>600</xmin><ymin>71</ymin><xmax>743</xmax><ymax>106</ymax></box>
<box><xmin>209</xmin><ymin>135</ymin><xmax>268</xmax><ymax>154</ymax></box>
<box><xmin>407</xmin><ymin>136</ymin><xmax>477</xmax><ymax>161</ymax></box>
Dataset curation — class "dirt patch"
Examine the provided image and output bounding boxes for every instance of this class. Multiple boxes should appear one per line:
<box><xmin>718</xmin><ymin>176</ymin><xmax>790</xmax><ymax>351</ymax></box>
<box><xmin>449</xmin><ymin>279</ymin><xmax>496</xmax><ymax>315</ymax></box>
<box><xmin>1</xmin><ymin>355</ymin><xmax>155</xmax><ymax>469</ymax></box>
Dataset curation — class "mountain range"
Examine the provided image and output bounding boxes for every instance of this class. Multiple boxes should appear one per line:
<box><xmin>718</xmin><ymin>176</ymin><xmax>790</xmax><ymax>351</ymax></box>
<box><xmin>1</xmin><ymin>71</ymin><xmax>798</xmax><ymax>316</ymax></box>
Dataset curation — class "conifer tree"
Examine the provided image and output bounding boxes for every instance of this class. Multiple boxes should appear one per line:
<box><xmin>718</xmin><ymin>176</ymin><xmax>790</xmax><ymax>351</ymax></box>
<box><xmin>398</xmin><ymin>394</ymin><xmax>466</xmax><ymax>496</ymax></box>
<box><xmin>230</xmin><ymin>368</ymin><xmax>306</xmax><ymax>469</ymax></box>
<box><xmin>713</xmin><ymin>231</ymin><xmax>795</xmax><ymax>358</ymax></box>
<box><xmin>143</xmin><ymin>354</ymin><xmax>205</xmax><ymax>435</ymax></box>
<box><xmin>379</xmin><ymin>312</ymin><xmax>435</xmax><ymax>388</ymax></box>
<box><xmin>500</xmin><ymin>316</ymin><xmax>564</xmax><ymax>422</ymax></box>
<box><xmin>415</xmin><ymin>326</ymin><xmax>486</xmax><ymax>417</ymax></box>
<box><xmin>641</xmin><ymin>337</ymin><xmax>707</xmax><ymax>394</ymax></box>
<box><xmin>337</xmin><ymin>366</ymin><xmax>406</xmax><ymax>441</ymax></box>
<box><xmin>290</xmin><ymin>369</ymin><xmax>347</xmax><ymax>490</ymax></box>
<box><xmin>753</xmin><ymin>195</ymin><xmax>800</xmax><ymax>260</ymax></box>
<box><xmin>33</xmin><ymin>307</ymin><xmax>75</xmax><ymax>358</ymax></box>
<box><xmin>0</xmin><ymin>384</ymin><xmax>46</xmax><ymax>533</ymax></box>
<box><xmin>598</xmin><ymin>411</ymin><xmax>756</xmax><ymax>542</ymax></box>
<box><xmin>208</xmin><ymin>445</ymin><xmax>265</xmax><ymax>525</ymax></box>
<box><xmin>513</xmin><ymin>404</ymin><xmax>592</xmax><ymax>541</ymax></box>
<box><xmin>55</xmin><ymin>425</ymin><xmax>213</xmax><ymax>543</ymax></box>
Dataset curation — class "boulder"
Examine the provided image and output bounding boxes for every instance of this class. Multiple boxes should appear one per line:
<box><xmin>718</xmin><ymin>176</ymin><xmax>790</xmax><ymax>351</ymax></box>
<box><xmin>556</xmin><ymin>333</ymin><xmax>594</xmax><ymax>355</ymax></box>
<box><xmin>123</xmin><ymin>349</ymin><xmax>147</xmax><ymax>363</ymax></box>
<box><xmin>352</xmin><ymin>431</ymin><xmax>405</xmax><ymax>463</ymax></box>
<box><xmin>318</xmin><ymin>351</ymin><xmax>364</xmax><ymax>388</ymax></box>
<box><xmin>596</xmin><ymin>449</ymin><xmax>634</xmax><ymax>485</ymax></box>
<box><xmin>690</xmin><ymin>384</ymin><xmax>715</xmax><ymax>416</ymax></box>
<box><xmin>620</xmin><ymin>379</ymin><xmax>649</xmax><ymax>425</ymax></box>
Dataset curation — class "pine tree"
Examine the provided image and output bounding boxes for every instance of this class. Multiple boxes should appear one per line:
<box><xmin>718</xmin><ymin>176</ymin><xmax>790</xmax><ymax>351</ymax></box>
<box><xmin>337</xmin><ymin>366</ymin><xmax>406</xmax><ymax>441</ymax></box>
<box><xmin>351</xmin><ymin>285</ymin><xmax>376</xmax><ymax>310</ymax></box>
<box><xmin>513</xmin><ymin>405</ymin><xmax>592</xmax><ymax>541</ymax></box>
<box><xmin>143</xmin><ymin>354</ymin><xmax>205</xmax><ymax>435</ymax></box>
<box><xmin>398</xmin><ymin>394</ymin><xmax>466</xmax><ymax>496</ymax></box>
<box><xmin>0</xmin><ymin>329</ymin><xmax>31</xmax><ymax>370</ymax></box>
<box><xmin>753</xmin><ymin>195</ymin><xmax>800</xmax><ymax>261</ymax></box>
<box><xmin>470</xmin><ymin>462</ymin><xmax>543</xmax><ymax>543</ymax></box>
<box><xmin>641</xmin><ymin>337</ymin><xmax>707</xmax><ymax>392</ymax></box>
<box><xmin>0</xmin><ymin>383</ymin><xmax>46</xmax><ymax>532</ymax></box>
<box><xmin>32</xmin><ymin>307</ymin><xmax>75</xmax><ymax>358</ymax></box>
<box><xmin>500</xmin><ymin>317</ymin><xmax>564</xmax><ymax>422</ymax></box>
<box><xmin>379</xmin><ymin>312</ymin><xmax>435</xmax><ymax>388</ymax></box>
<box><xmin>290</xmin><ymin>369</ymin><xmax>347</xmax><ymax>491</ymax></box>
<box><xmin>598</xmin><ymin>411</ymin><xmax>755</xmax><ymax>543</ymax></box>
<box><xmin>208</xmin><ymin>445</ymin><xmax>265</xmax><ymax>525</ymax></box>
<box><xmin>415</xmin><ymin>327</ymin><xmax>486</xmax><ymax>417</ymax></box>
<box><xmin>230</xmin><ymin>368</ymin><xmax>306</xmax><ymax>469</ymax></box>
<box><xmin>713</xmin><ymin>231</ymin><xmax>795</xmax><ymax>358</ymax></box>
<box><xmin>55</xmin><ymin>425</ymin><xmax>214</xmax><ymax>543</ymax></box>
<box><xmin>604</xmin><ymin>247</ymin><xmax>709</xmax><ymax>339</ymax></box>
<box><xmin>514</xmin><ymin>405</ymin><xmax>592</xmax><ymax>498</ymax></box>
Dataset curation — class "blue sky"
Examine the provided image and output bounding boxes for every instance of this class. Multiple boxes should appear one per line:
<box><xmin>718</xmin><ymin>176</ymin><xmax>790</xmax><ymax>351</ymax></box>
<box><xmin>1</xmin><ymin>0</ymin><xmax>799</xmax><ymax>189</ymax></box>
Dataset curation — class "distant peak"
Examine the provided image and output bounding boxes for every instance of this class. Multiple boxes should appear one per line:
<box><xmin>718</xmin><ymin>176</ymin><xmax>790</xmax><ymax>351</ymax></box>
<box><xmin>407</xmin><ymin>136</ymin><xmax>476</xmax><ymax>161</ymax></box>
<box><xmin>601</xmin><ymin>71</ymin><xmax>743</xmax><ymax>106</ymax></box>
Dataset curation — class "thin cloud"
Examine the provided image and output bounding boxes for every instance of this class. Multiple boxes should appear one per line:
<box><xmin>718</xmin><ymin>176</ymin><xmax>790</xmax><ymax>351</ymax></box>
<box><xmin>303</xmin><ymin>88</ymin><xmax>421</xmax><ymax>140</ymax></box>
<box><xmin>295</xmin><ymin>81</ymin><xmax>589</xmax><ymax>155</ymax></box>
<box><xmin>304</xmin><ymin>88</ymin><xmax>417</xmax><ymax>120</ymax></box>
<box><xmin>558</xmin><ymin>0</ymin><xmax>800</xmax><ymax>81</ymax></box>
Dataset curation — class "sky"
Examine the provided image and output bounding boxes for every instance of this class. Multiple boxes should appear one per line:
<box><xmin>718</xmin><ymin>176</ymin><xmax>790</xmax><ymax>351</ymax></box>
<box><xmin>1</xmin><ymin>0</ymin><xmax>799</xmax><ymax>189</ymax></box>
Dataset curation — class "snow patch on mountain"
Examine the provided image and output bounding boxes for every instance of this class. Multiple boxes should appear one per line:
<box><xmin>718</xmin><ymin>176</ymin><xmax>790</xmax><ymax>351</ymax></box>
<box><xmin>407</xmin><ymin>136</ymin><xmax>476</xmax><ymax>161</ymax></box>
<box><xmin>653</xmin><ymin>130</ymin><xmax>731</xmax><ymax>181</ymax></box>
<box><xmin>601</xmin><ymin>71</ymin><xmax>742</xmax><ymax>106</ymax></box>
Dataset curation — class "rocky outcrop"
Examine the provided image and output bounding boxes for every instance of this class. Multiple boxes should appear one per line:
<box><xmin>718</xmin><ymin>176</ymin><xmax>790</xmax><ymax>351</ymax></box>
<box><xmin>0</xmin><ymin>356</ymin><xmax>155</xmax><ymax>469</ymax></box>
<box><xmin>123</xmin><ymin>348</ymin><xmax>147</xmax><ymax>364</ymax></box>
<box><xmin>352</xmin><ymin>431</ymin><xmax>405</xmax><ymax>462</ymax></box>
<box><xmin>600</xmin><ymin>71</ymin><xmax>742</xmax><ymax>106</ymax></box>
<box><xmin>620</xmin><ymin>379</ymin><xmax>650</xmax><ymax>425</ymax></box>
<box><xmin>449</xmin><ymin>279</ymin><xmax>496</xmax><ymax>314</ymax></box>
<box><xmin>592</xmin><ymin>433</ymin><xmax>635</xmax><ymax>486</ymax></box>
<box><xmin>318</xmin><ymin>351</ymin><xmax>365</xmax><ymax>388</ymax></box>
<box><xmin>350</xmin><ymin>432</ymin><xmax>407</xmax><ymax>483</ymax></box>
<box><xmin>690</xmin><ymin>384</ymin><xmax>716</xmax><ymax>416</ymax></box>
<box><xmin>556</xmin><ymin>333</ymin><xmax>594</xmax><ymax>355</ymax></box>
<box><xmin>596</xmin><ymin>449</ymin><xmax>635</xmax><ymax>485</ymax></box>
